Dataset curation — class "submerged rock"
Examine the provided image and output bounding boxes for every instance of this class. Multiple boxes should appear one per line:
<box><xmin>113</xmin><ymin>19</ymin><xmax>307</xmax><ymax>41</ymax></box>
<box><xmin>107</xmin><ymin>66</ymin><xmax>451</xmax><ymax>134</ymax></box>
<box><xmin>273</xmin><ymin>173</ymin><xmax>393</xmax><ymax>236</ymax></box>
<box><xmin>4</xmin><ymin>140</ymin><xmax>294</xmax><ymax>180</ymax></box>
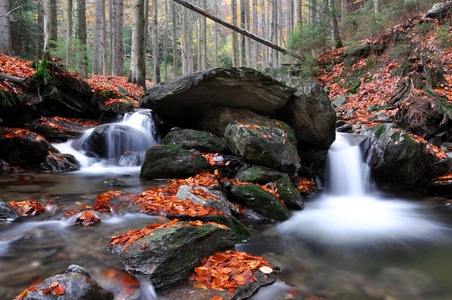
<box><xmin>140</xmin><ymin>67</ymin><xmax>295</xmax><ymax>128</ymax></box>
<box><xmin>229</xmin><ymin>183</ymin><xmax>291</xmax><ymax>221</ymax></box>
<box><xmin>225</xmin><ymin>123</ymin><xmax>301</xmax><ymax>175</ymax></box>
<box><xmin>108</xmin><ymin>222</ymin><xmax>236</xmax><ymax>290</ymax></box>
<box><xmin>22</xmin><ymin>265</ymin><xmax>113</xmax><ymax>300</ymax></box>
<box><xmin>163</xmin><ymin>129</ymin><xmax>230</xmax><ymax>153</ymax></box>
<box><xmin>140</xmin><ymin>145</ymin><xmax>213</xmax><ymax>179</ymax></box>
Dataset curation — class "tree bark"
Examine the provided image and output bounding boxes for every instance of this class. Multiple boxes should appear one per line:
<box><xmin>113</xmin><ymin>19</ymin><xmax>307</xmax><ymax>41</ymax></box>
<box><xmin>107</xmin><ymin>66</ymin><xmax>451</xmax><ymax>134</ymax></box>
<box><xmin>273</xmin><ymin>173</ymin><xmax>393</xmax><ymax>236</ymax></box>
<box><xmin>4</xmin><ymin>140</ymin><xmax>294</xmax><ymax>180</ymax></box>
<box><xmin>92</xmin><ymin>0</ymin><xmax>103</xmax><ymax>75</ymax></box>
<box><xmin>172</xmin><ymin>0</ymin><xmax>301</xmax><ymax>60</ymax></box>
<box><xmin>240</xmin><ymin>0</ymin><xmax>245</xmax><ymax>66</ymax></box>
<box><xmin>153</xmin><ymin>0</ymin><xmax>161</xmax><ymax>83</ymax></box>
<box><xmin>112</xmin><ymin>0</ymin><xmax>124</xmax><ymax>76</ymax></box>
<box><xmin>0</xmin><ymin>0</ymin><xmax>12</xmax><ymax>55</ymax></box>
<box><xmin>330</xmin><ymin>0</ymin><xmax>342</xmax><ymax>48</ymax></box>
<box><xmin>131</xmin><ymin>0</ymin><xmax>146</xmax><ymax>88</ymax></box>
<box><xmin>374</xmin><ymin>0</ymin><xmax>379</xmax><ymax>15</ymax></box>
<box><xmin>66</xmin><ymin>0</ymin><xmax>73</xmax><ymax>64</ymax></box>
<box><xmin>252</xmin><ymin>0</ymin><xmax>258</xmax><ymax>69</ymax></box>
<box><xmin>164</xmin><ymin>0</ymin><xmax>168</xmax><ymax>80</ymax></box>
<box><xmin>182</xmin><ymin>6</ymin><xmax>187</xmax><ymax>74</ymax></box>
<box><xmin>171</xmin><ymin>0</ymin><xmax>179</xmax><ymax>77</ymax></box>
<box><xmin>232</xmin><ymin>0</ymin><xmax>239</xmax><ymax>66</ymax></box>
<box><xmin>101</xmin><ymin>0</ymin><xmax>108</xmax><ymax>75</ymax></box>
<box><xmin>295</xmin><ymin>0</ymin><xmax>302</xmax><ymax>26</ymax></box>
<box><xmin>75</xmin><ymin>0</ymin><xmax>87</xmax><ymax>77</ymax></box>
<box><xmin>43</xmin><ymin>0</ymin><xmax>57</xmax><ymax>51</ymax></box>
<box><xmin>201</xmin><ymin>0</ymin><xmax>207</xmax><ymax>69</ymax></box>
<box><xmin>213</xmin><ymin>0</ymin><xmax>218</xmax><ymax>67</ymax></box>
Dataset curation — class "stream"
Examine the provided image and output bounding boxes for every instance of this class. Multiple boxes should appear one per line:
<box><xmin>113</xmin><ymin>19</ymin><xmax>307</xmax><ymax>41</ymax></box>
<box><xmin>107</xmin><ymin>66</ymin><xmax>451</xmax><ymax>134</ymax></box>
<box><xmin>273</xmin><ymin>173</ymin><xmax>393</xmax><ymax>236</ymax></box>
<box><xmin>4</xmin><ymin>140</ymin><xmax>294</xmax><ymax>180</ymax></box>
<box><xmin>1</xmin><ymin>115</ymin><xmax>452</xmax><ymax>300</ymax></box>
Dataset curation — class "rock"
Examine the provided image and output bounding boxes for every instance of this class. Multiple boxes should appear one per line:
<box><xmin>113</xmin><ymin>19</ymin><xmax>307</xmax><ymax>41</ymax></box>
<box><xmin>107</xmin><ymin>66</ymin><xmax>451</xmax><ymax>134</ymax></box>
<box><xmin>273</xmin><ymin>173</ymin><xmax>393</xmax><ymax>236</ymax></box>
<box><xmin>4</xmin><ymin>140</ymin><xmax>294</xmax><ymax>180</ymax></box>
<box><xmin>424</xmin><ymin>175</ymin><xmax>452</xmax><ymax>196</ymax></box>
<box><xmin>275</xmin><ymin>178</ymin><xmax>305</xmax><ymax>210</ymax></box>
<box><xmin>198</xmin><ymin>107</ymin><xmax>298</xmax><ymax>146</ymax></box>
<box><xmin>176</xmin><ymin>185</ymin><xmax>232</xmax><ymax>215</ymax></box>
<box><xmin>23</xmin><ymin>265</ymin><xmax>113</xmax><ymax>300</ymax></box>
<box><xmin>278</xmin><ymin>75</ymin><xmax>336</xmax><ymax>149</ymax></box>
<box><xmin>368</xmin><ymin>124</ymin><xmax>451</xmax><ymax>188</ymax></box>
<box><xmin>369</xmin><ymin>112</ymin><xmax>392</xmax><ymax>123</ymax></box>
<box><xmin>229</xmin><ymin>183</ymin><xmax>291</xmax><ymax>221</ymax></box>
<box><xmin>118</xmin><ymin>151</ymin><xmax>143</xmax><ymax>166</ymax></box>
<box><xmin>225</xmin><ymin>123</ymin><xmax>301</xmax><ymax>175</ymax></box>
<box><xmin>140</xmin><ymin>145</ymin><xmax>214</xmax><ymax>179</ymax></box>
<box><xmin>80</xmin><ymin>124</ymin><xmax>152</xmax><ymax>160</ymax></box>
<box><xmin>234</xmin><ymin>165</ymin><xmax>289</xmax><ymax>184</ymax></box>
<box><xmin>0</xmin><ymin>201</ymin><xmax>21</xmax><ymax>221</ymax></box>
<box><xmin>0</xmin><ymin>128</ymin><xmax>59</xmax><ymax>167</ymax></box>
<box><xmin>41</xmin><ymin>153</ymin><xmax>80</xmax><ymax>172</ymax></box>
<box><xmin>424</xmin><ymin>1</ymin><xmax>452</xmax><ymax>19</ymax></box>
<box><xmin>332</xmin><ymin>95</ymin><xmax>347</xmax><ymax>108</ymax></box>
<box><xmin>31</xmin><ymin>117</ymin><xmax>99</xmax><ymax>142</ymax></box>
<box><xmin>108</xmin><ymin>222</ymin><xmax>237</xmax><ymax>290</ymax></box>
<box><xmin>163</xmin><ymin>129</ymin><xmax>230</xmax><ymax>153</ymax></box>
<box><xmin>140</xmin><ymin>67</ymin><xmax>296</xmax><ymax>128</ymax></box>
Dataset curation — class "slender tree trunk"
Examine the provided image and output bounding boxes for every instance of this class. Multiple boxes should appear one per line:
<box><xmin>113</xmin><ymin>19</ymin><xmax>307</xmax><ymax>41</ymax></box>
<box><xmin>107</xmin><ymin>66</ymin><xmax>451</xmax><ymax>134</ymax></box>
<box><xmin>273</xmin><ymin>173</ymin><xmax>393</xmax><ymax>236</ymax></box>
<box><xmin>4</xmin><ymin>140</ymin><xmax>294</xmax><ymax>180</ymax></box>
<box><xmin>37</xmin><ymin>2</ymin><xmax>44</xmax><ymax>55</ymax></box>
<box><xmin>171</xmin><ymin>0</ymin><xmax>179</xmax><ymax>77</ymax></box>
<box><xmin>330</xmin><ymin>0</ymin><xmax>342</xmax><ymax>48</ymax></box>
<box><xmin>295</xmin><ymin>0</ymin><xmax>302</xmax><ymax>26</ymax></box>
<box><xmin>270</xmin><ymin>0</ymin><xmax>277</xmax><ymax>67</ymax></box>
<box><xmin>201</xmin><ymin>0</ymin><xmax>207</xmax><ymax>69</ymax></box>
<box><xmin>92</xmin><ymin>0</ymin><xmax>103</xmax><ymax>75</ymax></box>
<box><xmin>101</xmin><ymin>0</ymin><xmax>108</xmax><ymax>75</ymax></box>
<box><xmin>252</xmin><ymin>0</ymin><xmax>258</xmax><ymax>69</ymax></box>
<box><xmin>164</xmin><ymin>0</ymin><xmax>168</xmax><ymax>80</ymax></box>
<box><xmin>0</xmin><ymin>0</ymin><xmax>12</xmax><ymax>55</ymax></box>
<box><xmin>196</xmin><ymin>0</ymin><xmax>201</xmax><ymax>71</ymax></box>
<box><xmin>187</xmin><ymin>7</ymin><xmax>194</xmax><ymax>73</ymax></box>
<box><xmin>43</xmin><ymin>0</ymin><xmax>57</xmax><ymax>51</ymax></box>
<box><xmin>75</xmin><ymin>0</ymin><xmax>87</xmax><ymax>77</ymax></box>
<box><xmin>182</xmin><ymin>7</ymin><xmax>187</xmax><ymax>74</ymax></box>
<box><xmin>213</xmin><ymin>0</ymin><xmax>218</xmax><ymax>67</ymax></box>
<box><xmin>240</xmin><ymin>0</ymin><xmax>245</xmax><ymax>66</ymax></box>
<box><xmin>112</xmin><ymin>0</ymin><xmax>124</xmax><ymax>76</ymax></box>
<box><xmin>66</xmin><ymin>0</ymin><xmax>73</xmax><ymax>64</ymax></box>
<box><xmin>309</xmin><ymin>0</ymin><xmax>317</xmax><ymax>27</ymax></box>
<box><xmin>131</xmin><ymin>0</ymin><xmax>146</xmax><ymax>88</ymax></box>
<box><xmin>374</xmin><ymin>0</ymin><xmax>379</xmax><ymax>15</ymax></box>
<box><xmin>232</xmin><ymin>0</ymin><xmax>239</xmax><ymax>66</ymax></box>
<box><xmin>152</xmin><ymin>0</ymin><xmax>161</xmax><ymax>83</ymax></box>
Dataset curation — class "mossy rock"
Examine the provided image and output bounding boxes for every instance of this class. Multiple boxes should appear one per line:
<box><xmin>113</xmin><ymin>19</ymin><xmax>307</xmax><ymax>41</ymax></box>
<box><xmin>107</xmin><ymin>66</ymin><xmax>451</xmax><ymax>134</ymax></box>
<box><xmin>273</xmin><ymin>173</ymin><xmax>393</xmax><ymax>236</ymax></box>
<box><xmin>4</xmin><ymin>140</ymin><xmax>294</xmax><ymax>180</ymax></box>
<box><xmin>276</xmin><ymin>178</ymin><xmax>305</xmax><ymax>210</ymax></box>
<box><xmin>163</xmin><ymin>129</ymin><xmax>231</xmax><ymax>153</ymax></box>
<box><xmin>234</xmin><ymin>165</ymin><xmax>288</xmax><ymax>184</ymax></box>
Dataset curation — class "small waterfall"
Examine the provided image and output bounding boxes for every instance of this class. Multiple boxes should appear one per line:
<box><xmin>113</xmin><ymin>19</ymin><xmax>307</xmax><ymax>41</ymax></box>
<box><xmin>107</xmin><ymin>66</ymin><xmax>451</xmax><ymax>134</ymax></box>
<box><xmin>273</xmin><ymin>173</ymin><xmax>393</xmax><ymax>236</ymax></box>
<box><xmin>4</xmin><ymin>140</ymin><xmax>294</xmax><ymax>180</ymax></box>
<box><xmin>278</xmin><ymin>132</ymin><xmax>445</xmax><ymax>246</ymax></box>
<box><xmin>54</xmin><ymin>109</ymin><xmax>160</xmax><ymax>170</ymax></box>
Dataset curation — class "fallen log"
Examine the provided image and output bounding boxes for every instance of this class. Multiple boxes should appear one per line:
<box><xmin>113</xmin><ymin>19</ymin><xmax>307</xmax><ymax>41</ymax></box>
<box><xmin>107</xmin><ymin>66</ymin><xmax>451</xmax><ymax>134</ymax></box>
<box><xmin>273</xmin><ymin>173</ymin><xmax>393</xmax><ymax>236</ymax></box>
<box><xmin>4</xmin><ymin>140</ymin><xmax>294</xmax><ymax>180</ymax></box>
<box><xmin>0</xmin><ymin>73</ymin><xmax>25</xmax><ymax>84</ymax></box>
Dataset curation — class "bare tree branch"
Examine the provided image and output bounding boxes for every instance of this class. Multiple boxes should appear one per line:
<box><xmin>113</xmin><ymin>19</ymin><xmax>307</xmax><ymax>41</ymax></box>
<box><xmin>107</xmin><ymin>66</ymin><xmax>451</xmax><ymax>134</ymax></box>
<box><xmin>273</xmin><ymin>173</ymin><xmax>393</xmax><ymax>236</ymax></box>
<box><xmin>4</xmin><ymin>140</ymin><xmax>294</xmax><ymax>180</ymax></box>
<box><xmin>0</xmin><ymin>5</ymin><xmax>30</xmax><ymax>20</ymax></box>
<box><xmin>171</xmin><ymin>0</ymin><xmax>302</xmax><ymax>60</ymax></box>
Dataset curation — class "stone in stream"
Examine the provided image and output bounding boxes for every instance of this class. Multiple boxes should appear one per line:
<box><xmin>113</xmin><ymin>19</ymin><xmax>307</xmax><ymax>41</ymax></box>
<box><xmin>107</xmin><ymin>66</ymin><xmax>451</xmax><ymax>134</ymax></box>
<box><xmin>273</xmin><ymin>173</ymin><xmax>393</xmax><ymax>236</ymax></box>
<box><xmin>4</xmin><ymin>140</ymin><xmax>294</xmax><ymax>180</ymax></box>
<box><xmin>163</xmin><ymin>128</ymin><xmax>231</xmax><ymax>154</ymax></box>
<box><xmin>22</xmin><ymin>265</ymin><xmax>113</xmax><ymax>300</ymax></box>
<box><xmin>176</xmin><ymin>185</ymin><xmax>232</xmax><ymax>215</ymax></box>
<box><xmin>40</xmin><ymin>153</ymin><xmax>80</xmax><ymax>173</ymax></box>
<box><xmin>0</xmin><ymin>200</ymin><xmax>21</xmax><ymax>221</ymax></box>
<box><xmin>229</xmin><ymin>183</ymin><xmax>291</xmax><ymax>222</ymax></box>
<box><xmin>234</xmin><ymin>165</ymin><xmax>289</xmax><ymax>184</ymax></box>
<box><xmin>140</xmin><ymin>67</ymin><xmax>296</xmax><ymax>128</ymax></box>
<box><xmin>225</xmin><ymin>123</ymin><xmax>301</xmax><ymax>176</ymax></box>
<box><xmin>108</xmin><ymin>222</ymin><xmax>237</xmax><ymax>290</ymax></box>
<box><xmin>275</xmin><ymin>177</ymin><xmax>305</xmax><ymax>210</ymax></box>
<box><xmin>140</xmin><ymin>145</ymin><xmax>214</xmax><ymax>179</ymax></box>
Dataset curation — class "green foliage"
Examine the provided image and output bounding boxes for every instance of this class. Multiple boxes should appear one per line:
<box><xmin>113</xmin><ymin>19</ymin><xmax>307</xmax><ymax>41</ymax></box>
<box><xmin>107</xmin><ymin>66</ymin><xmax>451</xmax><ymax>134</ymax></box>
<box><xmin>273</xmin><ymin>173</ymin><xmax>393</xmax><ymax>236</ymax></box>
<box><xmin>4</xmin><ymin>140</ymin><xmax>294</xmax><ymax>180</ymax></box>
<box><xmin>289</xmin><ymin>23</ymin><xmax>331</xmax><ymax>56</ymax></box>
<box><xmin>435</xmin><ymin>26</ymin><xmax>452</xmax><ymax>49</ymax></box>
<box><xmin>32</xmin><ymin>58</ymin><xmax>52</xmax><ymax>84</ymax></box>
<box><xmin>10</xmin><ymin>0</ymin><xmax>40</xmax><ymax>59</ymax></box>
<box><xmin>49</xmin><ymin>38</ymin><xmax>90</xmax><ymax>76</ymax></box>
<box><xmin>389</xmin><ymin>43</ymin><xmax>413</xmax><ymax>61</ymax></box>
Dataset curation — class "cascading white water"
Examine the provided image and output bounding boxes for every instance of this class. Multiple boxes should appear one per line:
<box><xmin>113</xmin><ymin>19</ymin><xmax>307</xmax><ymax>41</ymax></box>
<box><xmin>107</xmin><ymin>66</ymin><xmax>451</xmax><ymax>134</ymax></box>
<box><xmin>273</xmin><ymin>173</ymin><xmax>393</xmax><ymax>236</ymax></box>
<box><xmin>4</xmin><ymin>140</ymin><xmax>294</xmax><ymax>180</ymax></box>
<box><xmin>54</xmin><ymin>109</ymin><xmax>159</xmax><ymax>171</ymax></box>
<box><xmin>277</xmin><ymin>132</ymin><xmax>446</xmax><ymax>245</ymax></box>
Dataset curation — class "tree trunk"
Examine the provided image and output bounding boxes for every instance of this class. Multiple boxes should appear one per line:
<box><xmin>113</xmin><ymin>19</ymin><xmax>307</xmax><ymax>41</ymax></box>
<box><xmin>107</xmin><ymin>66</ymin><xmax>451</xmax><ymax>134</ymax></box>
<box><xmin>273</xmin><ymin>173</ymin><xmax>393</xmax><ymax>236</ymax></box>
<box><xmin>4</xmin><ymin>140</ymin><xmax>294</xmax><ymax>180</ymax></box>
<box><xmin>152</xmin><ymin>0</ymin><xmax>161</xmax><ymax>83</ymax></box>
<box><xmin>75</xmin><ymin>0</ymin><xmax>87</xmax><ymax>77</ymax></box>
<box><xmin>92</xmin><ymin>0</ymin><xmax>103</xmax><ymax>75</ymax></box>
<box><xmin>374</xmin><ymin>0</ymin><xmax>379</xmax><ymax>15</ymax></box>
<box><xmin>252</xmin><ymin>0</ymin><xmax>258</xmax><ymax>69</ymax></box>
<box><xmin>112</xmin><ymin>0</ymin><xmax>124</xmax><ymax>76</ymax></box>
<box><xmin>43</xmin><ymin>0</ymin><xmax>57</xmax><ymax>51</ymax></box>
<box><xmin>232</xmin><ymin>0</ymin><xmax>239</xmax><ymax>66</ymax></box>
<box><xmin>164</xmin><ymin>0</ymin><xmax>168</xmax><ymax>80</ymax></box>
<box><xmin>187</xmin><ymin>6</ymin><xmax>194</xmax><ymax>73</ymax></box>
<box><xmin>213</xmin><ymin>0</ymin><xmax>218</xmax><ymax>67</ymax></box>
<box><xmin>66</xmin><ymin>0</ymin><xmax>73</xmax><ymax>64</ymax></box>
<box><xmin>201</xmin><ymin>0</ymin><xmax>207</xmax><ymax>69</ymax></box>
<box><xmin>330</xmin><ymin>0</ymin><xmax>342</xmax><ymax>48</ymax></box>
<box><xmin>171</xmin><ymin>0</ymin><xmax>179</xmax><ymax>77</ymax></box>
<box><xmin>295</xmin><ymin>0</ymin><xmax>303</xmax><ymax>26</ymax></box>
<box><xmin>309</xmin><ymin>0</ymin><xmax>317</xmax><ymax>27</ymax></box>
<box><xmin>270</xmin><ymin>0</ymin><xmax>277</xmax><ymax>67</ymax></box>
<box><xmin>182</xmin><ymin>6</ymin><xmax>187</xmax><ymax>74</ymax></box>
<box><xmin>0</xmin><ymin>0</ymin><xmax>12</xmax><ymax>55</ymax></box>
<box><xmin>131</xmin><ymin>0</ymin><xmax>146</xmax><ymax>88</ymax></box>
<box><xmin>101</xmin><ymin>0</ymin><xmax>108</xmax><ymax>75</ymax></box>
<box><xmin>240</xmin><ymin>0</ymin><xmax>245</xmax><ymax>66</ymax></box>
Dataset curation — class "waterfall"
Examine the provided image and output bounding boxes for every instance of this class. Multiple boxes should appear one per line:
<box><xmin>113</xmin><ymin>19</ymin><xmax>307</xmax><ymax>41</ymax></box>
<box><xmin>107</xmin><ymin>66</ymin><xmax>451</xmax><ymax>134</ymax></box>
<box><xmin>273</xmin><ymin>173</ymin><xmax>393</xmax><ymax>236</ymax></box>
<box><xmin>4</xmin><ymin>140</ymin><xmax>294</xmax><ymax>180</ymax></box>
<box><xmin>277</xmin><ymin>133</ymin><xmax>445</xmax><ymax>246</ymax></box>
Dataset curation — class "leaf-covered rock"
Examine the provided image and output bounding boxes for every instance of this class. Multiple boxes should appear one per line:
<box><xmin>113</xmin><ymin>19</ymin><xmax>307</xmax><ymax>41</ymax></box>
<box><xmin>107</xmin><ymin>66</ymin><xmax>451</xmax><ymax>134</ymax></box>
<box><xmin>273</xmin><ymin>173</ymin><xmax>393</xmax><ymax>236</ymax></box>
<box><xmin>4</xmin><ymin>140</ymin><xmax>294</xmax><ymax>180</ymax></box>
<box><xmin>229</xmin><ymin>183</ymin><xmax>291</xmax><ymax>222</ymax></box>
<box><xmin>176</xmin><ymin>185</ymin><xmax>232</xmax><ymax>215</ymax></box>
<box><xmin>40</xmin><ymin>153</ymin><xmax>80</xmax><ymax>173</ymax></box>
<box><xmin>108</xmin><ymin>222</ymin><xmax>237</xmax><ymax>290</ymax></box>
<box><xmin>140</xmin><ymin>67</ymin><xmax>296</xmax><ymax>128</ymax></box>
<box><xmin>163</xmin><ymin>129</ymin><xmax>230</xmax><ymax>153</ymax></box>
<box><xmin>140</xmin><ymin>145</ymin><xmax>214</xmax><ymax>179</ymax></box>
<box><xmin>225</xmin><ymin>123</ymin><xmax>301</xmax><ymax>175</ymax></box>
<box><xmin>275</xmin><ymin>178</ymin><xmax>305</xmax><ymax>210</ymax></box>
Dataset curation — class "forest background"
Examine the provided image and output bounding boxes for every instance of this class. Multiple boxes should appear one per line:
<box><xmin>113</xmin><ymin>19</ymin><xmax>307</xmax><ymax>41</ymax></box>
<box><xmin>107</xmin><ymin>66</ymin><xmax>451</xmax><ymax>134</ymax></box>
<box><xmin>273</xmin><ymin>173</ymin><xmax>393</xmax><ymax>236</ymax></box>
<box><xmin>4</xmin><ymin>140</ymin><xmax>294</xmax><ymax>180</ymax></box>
<box><xmin>0</xmin><ymin>0</ymin><xmax>441</xmax><ymax>90</ymax></box>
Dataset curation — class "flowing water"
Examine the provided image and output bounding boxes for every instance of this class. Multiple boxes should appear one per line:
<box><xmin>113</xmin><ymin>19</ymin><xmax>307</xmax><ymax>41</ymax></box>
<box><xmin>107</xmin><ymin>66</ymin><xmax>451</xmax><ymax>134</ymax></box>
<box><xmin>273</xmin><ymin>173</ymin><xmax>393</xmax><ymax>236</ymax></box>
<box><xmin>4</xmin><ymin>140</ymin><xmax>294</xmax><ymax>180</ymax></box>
<box><xmin>1</xmin><ymin>122</ymin><xmax>452</xmax><ymax>299</ymax></box>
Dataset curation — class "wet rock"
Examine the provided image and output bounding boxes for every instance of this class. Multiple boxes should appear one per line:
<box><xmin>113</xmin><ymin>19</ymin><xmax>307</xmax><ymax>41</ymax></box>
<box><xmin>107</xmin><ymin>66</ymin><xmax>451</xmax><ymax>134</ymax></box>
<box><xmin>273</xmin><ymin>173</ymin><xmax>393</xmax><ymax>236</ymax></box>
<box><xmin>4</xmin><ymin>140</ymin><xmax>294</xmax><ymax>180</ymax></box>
<box><xmin>278</xmin><ymin>74</ymin><xmax>336</xmax><ymax>149</ymax></box>
<box><xmin>140</xmin><ymin>145</ymin><xmax>213</xmax><ymax>179</ymax></box>
<box><xmin>140</xmin><ymin>67</ymin><xmax>296</xmax><ymax>128</ymax></box>
<box><xmin>31</xmin><ymin>117</ymin><xmax>99</xmax><ymax>142</ymax></box>
<box><xmin>234</xmin><ymin>165</ymin><xmax>289</xmax><ymax>184</ymax></box>
<box><xmin>0</xmin><ymin>200</ymin><xmax>21</xmax><ymax>221</ymax></box>
<box><xmin>80</xmin><ymin>124</ymin><xmax>151</xmax><ymax>160</ymax></box>
<box><xmin>41</xmin><ymin>153</ymin><xmax>80</xmax><ymax>173</ymax></box>
<box><xmin>225</xmin><ymin>123</ymin><xmax>301</xmax><ymax>175</ymax></box>
<box><xmin>198</xmin><ymin>107</ymin><xmax>298</xmax><ymax>146</ymax></box>
<box><xmin>118</xmin><ymin>151</ymin><xmax>143</xmax><ymax>166</ymax></box>
<box><xmin>275</xmin><ymin>178</ymin><xmax>305</xmax><ymax>210</ymax></box>
<box><xmin>229</xmin><ymin>183</ymin><xmax>291</xmax><ymax>221</ymax></box>
<box><xmin>108</xmin><ymin>222</ymin><xmax>236</xmax><ymax>290</ymax></box>
<box><xmin>104</xmin><ymin>177</ymin><xmax>125</xmax><ymax>187</ymax></box>
<box><xmin>368</xmin><ymin>124</ymin><xmax>451</xmax><ymax>188</ymax></box>
<box><xmin>0</xmin><ymin>128</ymin><xmax>59</xmax><ymax>167</ymax></box>
<box><xmin>23</xmin><ymin>265</ymin><xmax>113</xmax><ymax>300</ymax></box>
<box><xmin>424</xmin><ymin>1</ymin><xmax>452</xmax><ymax>19</ymax></box>
<box><xmin>176</xmin><ymin>185</ymin><xmax>232</xmax><ymax>215</ymax></box>
<box><xmin>424</xmin><ymin>175</ymin><xmax>452</xmax><ymax>196</ymax></box>
<box><xmin>163</xmin><ymin>129</ymin><xmax>230</xmax><ymax>153</ymax></box>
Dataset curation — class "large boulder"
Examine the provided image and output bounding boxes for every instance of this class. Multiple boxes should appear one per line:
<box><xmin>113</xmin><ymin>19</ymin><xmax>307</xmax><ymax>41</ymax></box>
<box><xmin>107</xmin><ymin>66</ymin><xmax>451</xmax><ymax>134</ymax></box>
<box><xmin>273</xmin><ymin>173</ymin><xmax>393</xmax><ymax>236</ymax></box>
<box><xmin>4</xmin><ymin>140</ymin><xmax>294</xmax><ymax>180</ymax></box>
<box><xmin>140</xmin><ymin>67</ymin><xmax>296</xmax><ymax>127</ymax></box>
<box><xmin>424</xmin><ymin>1</ymin><xmax>452</xmax><ymax>19</ymax></box>
<box><xmin>108</xmin><ymin>222</ymin><xmax>236</xmax><ymax>290</ymax></box>
<box><xmin>140</xmin><ymin>145</ymin><xmax>214</xmax><ymax>179</ymax></box>
<box><xmin>22</xmin><ymin>265</ymin><xmax>113</xmax><ymax>300</ymax></box>
<box><xmin>234</xmin><ymin>165</ymin><xmax>289</xmax><ymax>184</ymax></box>
<box><xmin>368</xmin><ymin>124</ymin><xmax>451</xmax><ymax>188</ymax></box>
<box><xmin>278</xmin><ymin>75</ymin><xmax>336</xmax><ymax>149</ymax></box>
<box><xmin>198</xmin><ymin>107</ymin><xmax>298</xmax><ymax>146</ymax></box>
<box><xmin>224</xmin><ymin>123</ymin><xmax>301</xmax><ymax>175</ymax></box>
<box><xmin>163</xmin><ymin>129</ymin><xmax>230</xmax><ymax>153</ymax></box>
<box><xmin>229</xmin><ymin>183</ymin><xmax>291</xmax><ymax>221</ymax></box>
<box><xmin>0</xmin><ymin>128</ymin><xmax>59</xmax><ymax>167</ymax></box>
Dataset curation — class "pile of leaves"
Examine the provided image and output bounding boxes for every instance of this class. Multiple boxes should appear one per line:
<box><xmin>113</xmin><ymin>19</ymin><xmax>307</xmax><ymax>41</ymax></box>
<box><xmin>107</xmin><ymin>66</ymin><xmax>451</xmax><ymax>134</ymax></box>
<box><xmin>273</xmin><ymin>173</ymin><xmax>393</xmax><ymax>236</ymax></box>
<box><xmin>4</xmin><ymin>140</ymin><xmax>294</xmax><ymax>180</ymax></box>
<box><xmin>109</xmin><ymin>219</ymin><xmax>227</xmax><ymax>252</ymax></box>
<box><xmin>189</xmin><ymin>250</ymin><xmax>274</xmax><ymax>294</ymax></box>
<box><xmin>75</xmin><ymin>211</ymin><xmax>102</xmax><ymax>226</ymax></box>
<box><xmin>14</xmin><ymin>280</ymin><xmax>65</xmax><ymax>299</ymax></box>
<box><xmin>35</xmin><ymin>116</ymin><xmax>100</xmax><ymax>132</ymax></box>
<box><xmin>8</xmin><ymin>200</ymin><xmax>46</xmax><ymax>216</ymax></box>
<box><xmin>1</xmin><ymin>128</ymin><xmax>48</xmax><ymax>143</ymax></box>
<box><xmin>294</xmin><ymin>177</ymin><xmax>318</xmax><ymax>193</ymax></box>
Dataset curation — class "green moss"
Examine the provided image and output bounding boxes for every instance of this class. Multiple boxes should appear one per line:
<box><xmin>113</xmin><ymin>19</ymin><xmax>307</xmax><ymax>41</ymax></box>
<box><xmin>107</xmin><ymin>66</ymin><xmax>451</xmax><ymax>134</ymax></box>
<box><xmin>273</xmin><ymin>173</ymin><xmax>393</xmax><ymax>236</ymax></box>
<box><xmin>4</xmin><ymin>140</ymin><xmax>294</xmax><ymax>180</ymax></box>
<box><xmin>373</xmin><ymin>124</ymin><xmax>387</xmax><ymax>139</ymax></box>
<box><xmin>32</xmin><ymin>59</ymin><xmax>52</xmax><ymax>84</ymax></box>
<box><xmin>208</xmin><ymin>215</ymin><xmax>251</xmax><ymax>243</ymax></box>
<box><xmin>390</xmin><ymin>131</ymin><xmax>401</xmax><ymax>142</ymax></box>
